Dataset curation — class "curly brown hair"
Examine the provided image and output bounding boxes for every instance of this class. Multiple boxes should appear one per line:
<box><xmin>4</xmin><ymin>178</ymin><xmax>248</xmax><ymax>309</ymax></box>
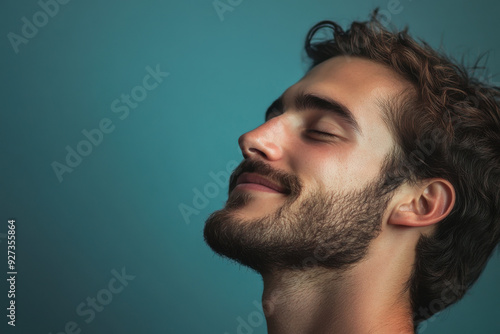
<box><xmin>304</xmin><ymin>9</ymin><xmax>500</xmax><ymax>331</ymax></box>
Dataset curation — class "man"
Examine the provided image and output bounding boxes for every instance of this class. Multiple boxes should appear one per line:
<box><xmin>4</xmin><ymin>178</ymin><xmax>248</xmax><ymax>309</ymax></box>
<box><xmin>204</xmin><ymin>10</ymin><xmax>500</xmax><ymax>334</ymax></box>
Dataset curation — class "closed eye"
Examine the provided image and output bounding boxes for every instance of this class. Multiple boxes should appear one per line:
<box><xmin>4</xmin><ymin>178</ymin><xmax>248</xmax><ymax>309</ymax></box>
<box><xmin>306</xmin><ymin>129</ymin><xmax>337</xmax><ymax>139</ymax></box>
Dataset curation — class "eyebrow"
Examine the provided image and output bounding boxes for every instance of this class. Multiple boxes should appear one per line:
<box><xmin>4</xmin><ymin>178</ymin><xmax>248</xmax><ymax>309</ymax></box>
<box><xmin>265</xmin><ymin>93</ymin><xmax>362</xmax><ymax>135</ymax></box>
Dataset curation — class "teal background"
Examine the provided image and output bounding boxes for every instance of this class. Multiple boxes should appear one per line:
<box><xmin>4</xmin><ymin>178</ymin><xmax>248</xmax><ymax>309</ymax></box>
<box><xmin>1</xmin><ymin>0</ymin><xmax>499</xmax><ymax>333</ymax></box>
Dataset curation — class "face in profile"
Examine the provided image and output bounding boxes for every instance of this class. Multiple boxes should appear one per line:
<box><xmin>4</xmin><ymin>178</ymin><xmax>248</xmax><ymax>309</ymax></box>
<box><xmin>204</xmin><ymin>56</ymin><xmax>407</xmax><ymax>274</ymax></box>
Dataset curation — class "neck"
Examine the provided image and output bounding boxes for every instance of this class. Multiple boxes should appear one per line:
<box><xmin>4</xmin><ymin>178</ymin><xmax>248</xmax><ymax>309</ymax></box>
<box><xmin>260</xmin><ymin>231</ymin><xmax>418</xmax><ymax>334</ymax></box>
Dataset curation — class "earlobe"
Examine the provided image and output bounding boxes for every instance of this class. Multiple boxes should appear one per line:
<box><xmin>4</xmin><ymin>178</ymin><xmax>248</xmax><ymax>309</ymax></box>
<box><xmin>388</xmin><ymin>179</ymin><xmax>455</xmax><ymax>228</ymax></box>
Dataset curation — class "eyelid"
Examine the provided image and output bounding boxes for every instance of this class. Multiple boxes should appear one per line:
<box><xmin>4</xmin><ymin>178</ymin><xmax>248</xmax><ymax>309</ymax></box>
<box><xmin>306</xmin><ymin>129</ymin><xmax>337</xmax><ymax>138</ymax></box>
<box><xmin>266</xmin><ymin>112</ymin><xmax>341</xmax><ymax>140</ymax></box>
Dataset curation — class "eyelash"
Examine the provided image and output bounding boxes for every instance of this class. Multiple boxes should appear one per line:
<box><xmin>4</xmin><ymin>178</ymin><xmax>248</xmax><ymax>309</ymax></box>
<box><xmin>306</xmin><ymin>129</ymin><xmax>336</xmax><ymax>138</ymax></box>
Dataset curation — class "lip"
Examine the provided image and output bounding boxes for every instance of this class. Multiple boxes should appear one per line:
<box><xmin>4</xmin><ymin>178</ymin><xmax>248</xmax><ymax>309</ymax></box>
<box><xmin>235</xmin><ymin>172</ymin><xmax>286</xmax><ymax>194</ymax></box>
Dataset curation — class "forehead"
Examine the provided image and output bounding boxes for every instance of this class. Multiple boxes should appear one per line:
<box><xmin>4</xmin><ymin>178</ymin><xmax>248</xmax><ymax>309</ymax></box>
<box><xmin>287</xmin><ymin>56</ymin><xmax>410</xmax><ymax>121</ymax></box>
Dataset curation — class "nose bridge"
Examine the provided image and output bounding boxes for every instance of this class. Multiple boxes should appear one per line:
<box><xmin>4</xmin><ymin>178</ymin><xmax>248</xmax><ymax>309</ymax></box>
<box><xmin>238</xmin><ymin>115</ymin><xmax>287</xmax><ymax>160</ymax></box>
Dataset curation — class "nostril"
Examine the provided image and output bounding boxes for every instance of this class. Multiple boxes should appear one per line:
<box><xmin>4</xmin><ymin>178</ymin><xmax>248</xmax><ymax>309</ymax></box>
<box><xmin>248</xmin><ymin>147</ymin><xmax>267</xmax><ymax>159</ymax></box>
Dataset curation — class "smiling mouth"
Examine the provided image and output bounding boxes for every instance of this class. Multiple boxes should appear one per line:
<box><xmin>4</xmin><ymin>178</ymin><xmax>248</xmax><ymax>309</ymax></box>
<box><xmin>234</xmin><ymin>172</ymin><xmax>287</xmax><ymax>194</ymax></box>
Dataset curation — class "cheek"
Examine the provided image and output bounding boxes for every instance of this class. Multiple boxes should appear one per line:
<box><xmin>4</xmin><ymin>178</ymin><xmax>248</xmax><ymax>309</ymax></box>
<box><xmin>288</xmin><ymin>143</ymin><xmax>386</xmax><ymax>192</ymax></box>
<box><xmin>289</xmin><ymin>145</ymin><xmax>352</xmax><ymax>191</ymax></box>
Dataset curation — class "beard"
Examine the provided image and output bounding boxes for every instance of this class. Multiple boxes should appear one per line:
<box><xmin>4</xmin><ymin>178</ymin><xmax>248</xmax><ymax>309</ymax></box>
<box><xmin>203</xmin><ymin>159</ymin><xmax>394</xmax><ymax>274</ymax></box>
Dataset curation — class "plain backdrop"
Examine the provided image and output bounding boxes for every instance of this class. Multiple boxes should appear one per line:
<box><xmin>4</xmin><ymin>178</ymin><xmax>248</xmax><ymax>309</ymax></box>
<box><xmin>1</xmin><ymin>0</ymin><xmax>499</xmax><ymax>333</ymax></box>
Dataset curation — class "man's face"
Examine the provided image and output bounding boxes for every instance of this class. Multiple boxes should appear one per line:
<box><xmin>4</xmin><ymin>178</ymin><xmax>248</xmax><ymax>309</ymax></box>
<box><xmin>204</xmin><ymin>57</ymin><xmax>409</xmax><ymax>273</ymax></box>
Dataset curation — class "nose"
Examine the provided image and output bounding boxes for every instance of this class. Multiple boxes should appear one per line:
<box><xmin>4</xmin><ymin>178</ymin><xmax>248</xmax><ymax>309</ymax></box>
<box><xmin>238</xmin><ymin>116</ymin><xmax>286</xmax><ymax>161</ymax></box>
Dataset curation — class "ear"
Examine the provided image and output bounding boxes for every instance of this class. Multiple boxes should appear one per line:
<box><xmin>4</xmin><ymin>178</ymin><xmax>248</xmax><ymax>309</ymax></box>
<box><xmin>388</xmin><ymin>179</ymin><xmax>455</xmax><ymax>227</ymax></box>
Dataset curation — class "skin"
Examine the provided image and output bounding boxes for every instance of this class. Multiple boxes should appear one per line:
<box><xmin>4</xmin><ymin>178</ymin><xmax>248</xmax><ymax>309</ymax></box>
<box><xmin>233</xmin><ymin>56</ymin><xmax>455</xmax><ymax>333</ymax></box>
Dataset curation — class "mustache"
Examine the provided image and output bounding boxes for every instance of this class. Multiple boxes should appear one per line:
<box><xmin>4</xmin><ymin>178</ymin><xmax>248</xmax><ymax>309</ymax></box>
<box><xmin>228</xmin><ymin>159</ymin><xmax>302</xmax><ymax>196</ymax></box>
